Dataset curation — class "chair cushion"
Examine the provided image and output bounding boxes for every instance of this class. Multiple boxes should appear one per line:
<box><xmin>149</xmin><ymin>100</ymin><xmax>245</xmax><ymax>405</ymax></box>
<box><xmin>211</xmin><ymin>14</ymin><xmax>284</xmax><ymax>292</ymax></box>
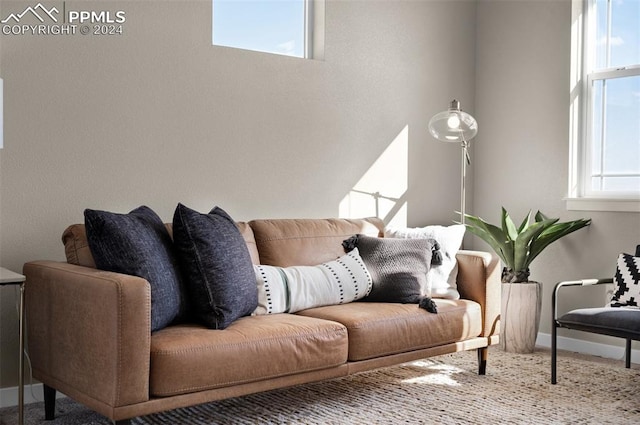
<box><xmin>296</xmin><ymin>300</ymin><xmax>482</xmax><ymax>361</ymax></box>
<box><xmin>149</xmin><ymin>314</ymin><xmax>348</xmax><ymax>396</ymax></box>
<box><xmin>559</xmin><ymin>307</ymin><xmax>640</xmax><ymax>339</ymax></box>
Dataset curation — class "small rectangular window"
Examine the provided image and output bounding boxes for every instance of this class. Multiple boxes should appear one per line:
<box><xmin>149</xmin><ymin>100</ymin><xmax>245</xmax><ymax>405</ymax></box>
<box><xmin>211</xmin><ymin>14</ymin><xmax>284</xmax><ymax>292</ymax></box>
<box><xmin>212</xmin><ymin>0</ymin><xmax>309</xmax><ymax>58</ymax></box>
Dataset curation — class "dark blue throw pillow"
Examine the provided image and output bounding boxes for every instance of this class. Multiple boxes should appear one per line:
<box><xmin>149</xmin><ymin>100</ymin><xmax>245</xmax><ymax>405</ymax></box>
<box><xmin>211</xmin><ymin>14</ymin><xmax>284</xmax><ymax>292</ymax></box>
<box><xmin>85</xmin><ymin>206</ymin><xmax>186</xmax><ymax>332</ymax></box>
<box><xmin>172</xmin><ymin>203</ymin><xmax>258</xmax><ymax>329</ymax></box>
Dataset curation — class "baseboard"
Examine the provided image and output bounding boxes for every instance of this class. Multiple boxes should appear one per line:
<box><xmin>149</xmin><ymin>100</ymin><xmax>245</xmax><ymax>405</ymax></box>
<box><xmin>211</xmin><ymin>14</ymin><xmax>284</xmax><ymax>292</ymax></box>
<box><xmin>0</xmin><ymin>382</ymin><xmax>65</xmax><ymax>409</ymax></box>
<box><xmin>536</xmin><ymin>332</ymin><xmax>639</xmax><ymax>364</ymax></box>
<box><xmin>0</xmin><ymin>334</ymin><xmax>636</xmax><ymax>409</ymax></box>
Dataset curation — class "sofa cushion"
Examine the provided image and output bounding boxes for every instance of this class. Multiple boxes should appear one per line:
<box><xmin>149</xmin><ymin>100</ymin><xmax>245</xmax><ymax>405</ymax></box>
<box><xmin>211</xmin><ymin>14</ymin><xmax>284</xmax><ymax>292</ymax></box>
<box><xmin>84</xmin><ymin>206</ymin><xmax>186</xmax><ymax>332</ymax></box>
<box><xmin>385</xmin><ymin>224</ymin><xmax>465</xmax><ymax>299</ymax></box>
<box><xmin>343</xmin><ymin>234</ymin><xmax>436</xmax><ymax>304</ymax></box>
<box><xmin>249</xmin><ymin>218</ymin><xmax>384</xmax><ymax>267</ymax></box>
<box><xmin>149</xmin><ymin>314</ymin><xmax>348</xmax><ymax>396</ymax></box>
<box><xmin>253</xmin><ymin>248</ymin><xmax>372</xmax><ymax>315</ymax></box>
<box><xmin>296</xmin><ymin>300</ymin><xmax>482</xmax><ymax>361</ymax></box>
<box><xmin>172</xmin><ymin>203</ymin><xmax>258</xmax><ymax>330</ymax></box>
<box><xmin>62</xmin><ymin>224</ymin><xmax>97</xmax><ymax>268</ymax></box>
<box><xmin>62</xmin><ymin>222</ymin><xmax>260</xmax><ymax>268</ymax></box>
<box><xmin>236</xmin><ymin>222</ymin><xmax>261</xmax><ymax>265</ymax></box>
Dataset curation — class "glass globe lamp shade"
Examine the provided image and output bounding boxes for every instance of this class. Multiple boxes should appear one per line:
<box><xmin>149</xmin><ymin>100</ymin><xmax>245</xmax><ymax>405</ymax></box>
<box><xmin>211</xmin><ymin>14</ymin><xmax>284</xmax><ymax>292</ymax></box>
<box><xmin>428</xmin><ymin>100</ymin><xmax>478</xmax><ymax>143</ymax></box>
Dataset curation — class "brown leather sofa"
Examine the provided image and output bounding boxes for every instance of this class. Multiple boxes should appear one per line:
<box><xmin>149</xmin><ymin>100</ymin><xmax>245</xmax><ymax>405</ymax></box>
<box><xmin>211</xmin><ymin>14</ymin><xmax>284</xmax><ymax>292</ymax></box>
<box><xmin>24</xmin><ymin>217</ymin><xmax>501</xmax><ymax>424</ymax></box>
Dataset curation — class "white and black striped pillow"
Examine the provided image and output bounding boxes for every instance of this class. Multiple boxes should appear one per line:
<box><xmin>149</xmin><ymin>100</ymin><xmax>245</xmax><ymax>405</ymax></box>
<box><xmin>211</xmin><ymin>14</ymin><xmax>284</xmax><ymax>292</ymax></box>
<box><xmin>610</xmin><ymin>253</ymin><xmax>640</xmax><ymax>308</ymax></box>
<box><xmin>253</xmin><ymin>248</ymin><xmax>372</xmax><ymax>315</ymax></box>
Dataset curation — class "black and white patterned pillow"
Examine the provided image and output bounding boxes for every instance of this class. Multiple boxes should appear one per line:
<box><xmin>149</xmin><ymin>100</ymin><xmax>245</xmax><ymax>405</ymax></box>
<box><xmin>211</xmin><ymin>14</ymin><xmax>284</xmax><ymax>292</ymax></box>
<box><xmin>610</xmin><ymin>253</ymin><xmax>640</xmax><ymax>308</ymax></box>
<box><xmin>252</xmin><ymin>248</ymin><xmax>372</xmax><ymax>315</ymax></box>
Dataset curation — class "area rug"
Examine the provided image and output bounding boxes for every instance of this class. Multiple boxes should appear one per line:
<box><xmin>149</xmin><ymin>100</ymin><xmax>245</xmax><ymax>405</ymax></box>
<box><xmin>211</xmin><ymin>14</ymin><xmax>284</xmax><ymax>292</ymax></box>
<box><xmin>2</xmin><ymin>348</ymin><xmax>638</xmax><ymax>424</ymax></box>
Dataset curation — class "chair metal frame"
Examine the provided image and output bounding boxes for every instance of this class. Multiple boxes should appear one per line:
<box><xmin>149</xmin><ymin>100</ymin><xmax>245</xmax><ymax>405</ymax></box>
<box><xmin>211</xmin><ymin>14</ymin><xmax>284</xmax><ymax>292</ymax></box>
<box><xmin>551</xmin><ymin>245</ymin><xmax>640</xmax><ymax>384</ymax></box>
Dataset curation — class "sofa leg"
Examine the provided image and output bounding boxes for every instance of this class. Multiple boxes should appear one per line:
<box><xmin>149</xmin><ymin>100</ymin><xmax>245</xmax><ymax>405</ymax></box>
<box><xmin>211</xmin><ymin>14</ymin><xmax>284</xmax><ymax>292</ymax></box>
<box><xmin>477</xmin><ymin>347</ymin><xmax>487</xmax><ymax>375</ymax></box>
<box><xmin>43</xmin><ymin>384</ymin><xmax>56</xmax><ymax>420</ymax></box>
<box><xmin>42</xmin><ymin>383</ymin><xmax>131</xmax><ymax>425</ymax></box>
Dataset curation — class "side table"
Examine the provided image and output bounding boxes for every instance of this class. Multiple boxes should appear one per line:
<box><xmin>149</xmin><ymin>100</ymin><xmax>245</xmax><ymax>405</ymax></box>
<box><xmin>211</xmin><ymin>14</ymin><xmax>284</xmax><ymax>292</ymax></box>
<box><xmin>1</xmin><ymin>267</ymin><xmax>26</xmax><ymax>425</ymax></box>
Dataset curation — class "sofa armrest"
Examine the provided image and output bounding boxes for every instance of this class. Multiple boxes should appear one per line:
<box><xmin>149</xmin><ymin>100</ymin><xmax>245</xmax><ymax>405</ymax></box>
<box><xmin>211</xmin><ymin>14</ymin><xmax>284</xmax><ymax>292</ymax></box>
<box><xmin>455</xmin><ymin>250</ymin><xmax>501</xmax><ymax>339</ymax></box>
<box><xmin>24</xmin><ymin>261</ymin><xmax>151</xmax><ymax>408</ymax></box>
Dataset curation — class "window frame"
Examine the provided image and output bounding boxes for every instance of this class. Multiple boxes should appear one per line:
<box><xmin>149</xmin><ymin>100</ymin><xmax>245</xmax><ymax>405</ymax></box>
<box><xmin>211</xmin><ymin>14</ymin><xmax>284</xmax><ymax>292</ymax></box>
<box><xmin>567</xmin><ymin>0</ymin><xmax>640</xmax><ymax>212</ymax></box>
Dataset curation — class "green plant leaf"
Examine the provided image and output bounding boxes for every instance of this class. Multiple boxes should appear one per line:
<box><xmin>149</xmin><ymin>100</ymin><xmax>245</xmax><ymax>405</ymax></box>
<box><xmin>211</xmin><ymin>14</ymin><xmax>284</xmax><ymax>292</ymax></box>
<box><xmin>517</xmin><ymin>211</ymin><xmax>532</xmax><ymax>233</ymax></box>
<box><xmin>526</xmin><ymin>218</ymin><xmax>591</xmax><ymax>267</ymax></box>
<box><xmin>464</xmin><ymin>214</ymin><xmax>512</xmax><ymax>267</ymax></box>
<box><xmin>512</xmin><ymin>218</ymin><xmax>558</xmax><ymax>272</ymax></box>
<box><xmin>499</xmin><ymin>208</ymin><xmax>516</xmax><ymax>264</ymax></box>
<box><xmin>534</xmin><ymin>210</ymin><xmax>549</xmax><ymax>222</ymax></box>
<box><xmin>465</xmin><ymin>209</ymin><xmax>591</xmax><ymax>280</ymax></box>
<box><xmin>501</xmin><ymin>207</ymin><xmax>519</xmax><ymax>242</ymax></box>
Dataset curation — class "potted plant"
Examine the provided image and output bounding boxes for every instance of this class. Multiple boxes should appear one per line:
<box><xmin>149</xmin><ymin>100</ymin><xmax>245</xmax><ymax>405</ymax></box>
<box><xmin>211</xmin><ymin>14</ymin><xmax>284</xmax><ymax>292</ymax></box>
<box><xmin>463</xmin><ymin>208</ymin><xmax>591</xmax><ymax>353</ymax></box>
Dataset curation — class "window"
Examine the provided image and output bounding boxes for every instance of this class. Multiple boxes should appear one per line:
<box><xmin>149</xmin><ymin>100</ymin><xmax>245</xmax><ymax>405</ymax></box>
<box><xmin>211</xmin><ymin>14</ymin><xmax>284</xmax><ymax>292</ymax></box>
<box><xmin>568</xmin><ymin>0</ymin><xmax>640</xmax><ymax>212</ymax></box>
<box><xmin>212</xmin><ymin>0</ymin><xmax>323</xmax><ymax>59</ymax></box>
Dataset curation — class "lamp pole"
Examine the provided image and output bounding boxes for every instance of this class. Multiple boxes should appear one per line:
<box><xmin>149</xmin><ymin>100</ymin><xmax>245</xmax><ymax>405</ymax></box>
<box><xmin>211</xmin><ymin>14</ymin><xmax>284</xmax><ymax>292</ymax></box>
<box><xmin>428</xmin><ymin>99</ymin><xmax>477</xmax><ymax>224</ymax></box>
<box><xmin>460</xmin><ymin>139</ymin><xmax>467</xmax><ymax>225</ymax></box>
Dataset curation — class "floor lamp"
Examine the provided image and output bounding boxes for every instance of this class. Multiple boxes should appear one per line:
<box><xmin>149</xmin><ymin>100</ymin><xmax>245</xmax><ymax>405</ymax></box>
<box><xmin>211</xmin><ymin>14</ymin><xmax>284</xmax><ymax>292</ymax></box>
<box><xmin>428</xmin><ymin>99</ymin><xmax>478</xmax><ymax>224</ymax></box>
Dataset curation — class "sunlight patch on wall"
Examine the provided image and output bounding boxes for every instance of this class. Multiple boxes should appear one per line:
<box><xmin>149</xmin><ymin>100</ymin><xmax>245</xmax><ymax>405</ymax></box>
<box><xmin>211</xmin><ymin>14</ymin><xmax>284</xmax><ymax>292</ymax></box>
<box><xmin>339</xmin><ymin>125</ymin><xmax>408</xmax><ymax>227</ymax></box>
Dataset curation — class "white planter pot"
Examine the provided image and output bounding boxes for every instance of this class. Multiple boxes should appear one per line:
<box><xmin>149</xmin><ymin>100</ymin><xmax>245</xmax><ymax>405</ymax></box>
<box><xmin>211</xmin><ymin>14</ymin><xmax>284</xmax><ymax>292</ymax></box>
<box><xmin>500</xmin><ymin>281</ymin><xmax>542</xmax><ymax>354</ymax></box>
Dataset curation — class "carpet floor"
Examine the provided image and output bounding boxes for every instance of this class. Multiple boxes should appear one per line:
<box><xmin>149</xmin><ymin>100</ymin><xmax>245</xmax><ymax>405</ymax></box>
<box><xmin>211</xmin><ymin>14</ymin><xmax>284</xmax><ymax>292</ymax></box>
<box><xmin>1</xmin><ymin>348</ymin><xmax>638</xmax><ymax>424</ymax></box>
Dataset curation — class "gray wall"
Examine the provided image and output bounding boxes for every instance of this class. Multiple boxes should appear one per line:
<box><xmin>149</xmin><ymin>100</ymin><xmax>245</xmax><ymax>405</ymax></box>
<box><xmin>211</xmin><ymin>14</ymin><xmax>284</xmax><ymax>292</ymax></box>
<box><xmin>474</xmin><ymin>0</ymin><xmax>640</xmax><ymax>344</ymax></box>
<box><xmin>0</xmin><ymin>0</ymin><xmax>476</xmax><ymax>389</ymax></box>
